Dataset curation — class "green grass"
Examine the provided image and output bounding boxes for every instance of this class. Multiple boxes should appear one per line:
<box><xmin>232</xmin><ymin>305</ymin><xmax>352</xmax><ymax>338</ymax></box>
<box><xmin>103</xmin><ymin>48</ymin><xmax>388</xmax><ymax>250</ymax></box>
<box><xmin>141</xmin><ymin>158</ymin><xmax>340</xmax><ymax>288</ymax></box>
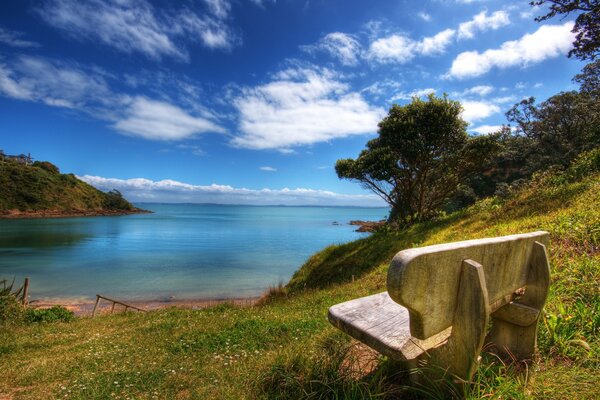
<box><xmin>0</xmin><ymin>172</ymin><xmax>598</xmax><ymax>399</ymax></box>
<box><xmin>0</xmin><ymin>159</ymin><xmax>135</xmax><ymax>213</ymax></box>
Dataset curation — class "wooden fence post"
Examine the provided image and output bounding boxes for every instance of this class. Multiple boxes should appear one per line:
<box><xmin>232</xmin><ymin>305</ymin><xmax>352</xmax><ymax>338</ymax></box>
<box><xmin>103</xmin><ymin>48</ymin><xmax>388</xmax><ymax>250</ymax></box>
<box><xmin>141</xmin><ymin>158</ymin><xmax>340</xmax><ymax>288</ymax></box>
<box><xmin>92</xmin><ymin>295</ymin><xmax>101</xmax><ymax>317</ymax></box>
<box><xmin>22</xmin><ymin>278</ymin><xmax>29</xmax><ymax>306</ymax></box>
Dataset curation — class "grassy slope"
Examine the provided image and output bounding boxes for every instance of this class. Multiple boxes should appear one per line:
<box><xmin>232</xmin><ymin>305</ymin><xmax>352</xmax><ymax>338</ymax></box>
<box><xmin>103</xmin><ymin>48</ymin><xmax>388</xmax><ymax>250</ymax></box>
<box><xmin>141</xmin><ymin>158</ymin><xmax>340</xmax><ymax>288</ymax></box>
<box><xmin>0</xmin><ymin>161</ymin><xmax>134</xmax><ymax>213</ymax></box>
<box><xmin>0</xmin><ymin>173</ymin><xmax>598</xmax><ymax>399</ymax></box>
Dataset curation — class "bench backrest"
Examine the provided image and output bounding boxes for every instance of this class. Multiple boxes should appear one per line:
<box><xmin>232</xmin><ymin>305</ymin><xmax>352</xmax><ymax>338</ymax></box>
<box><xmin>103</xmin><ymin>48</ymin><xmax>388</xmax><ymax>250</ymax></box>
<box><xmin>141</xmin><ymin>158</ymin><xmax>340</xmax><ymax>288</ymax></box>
<box><xmin>387</xmin><ymin>231</ymin><xmax>549</xmax><ymax>340</ymax></box>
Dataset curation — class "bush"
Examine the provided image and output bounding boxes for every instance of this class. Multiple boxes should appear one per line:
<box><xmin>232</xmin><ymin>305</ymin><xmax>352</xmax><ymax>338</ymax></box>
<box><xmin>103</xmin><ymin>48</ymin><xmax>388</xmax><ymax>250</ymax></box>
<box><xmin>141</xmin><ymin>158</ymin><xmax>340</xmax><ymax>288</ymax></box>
<box><xmin>32</xmin><ymin>161</ymin><xmax>60</xmax><ymax>174</ymax></box>
<box><xmin>567</xmin><ymin>148</ymin><xmax>600</xmax><ymax>180</ymax></box>
<box><xmin>0</xmin><ymin>294</ymin><xmax>25</xmax><ymax>327</ymax></box>
<box><xmin>25</xmin><ymin>306</ymin><xmax>75</xmax><ymax>323</ymax></box>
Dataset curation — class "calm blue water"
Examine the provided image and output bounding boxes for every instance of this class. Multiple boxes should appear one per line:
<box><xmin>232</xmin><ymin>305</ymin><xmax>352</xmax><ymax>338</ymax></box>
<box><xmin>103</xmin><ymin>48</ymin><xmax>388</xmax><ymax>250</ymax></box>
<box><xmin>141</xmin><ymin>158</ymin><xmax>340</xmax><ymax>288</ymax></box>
<box><xmin>0</xmin><ymin>204</ymin><xmax>387</xmax><ymax>301</ymax></box>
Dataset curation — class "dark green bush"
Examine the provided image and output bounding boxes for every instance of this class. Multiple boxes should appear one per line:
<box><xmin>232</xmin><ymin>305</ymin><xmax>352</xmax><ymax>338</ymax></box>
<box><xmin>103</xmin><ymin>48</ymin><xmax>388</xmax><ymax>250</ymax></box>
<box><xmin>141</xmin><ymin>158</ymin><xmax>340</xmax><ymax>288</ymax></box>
<box><xmin>25</xmin><ymin>306</ymin><xmax>75</xmax><ymax>323</ymax></box>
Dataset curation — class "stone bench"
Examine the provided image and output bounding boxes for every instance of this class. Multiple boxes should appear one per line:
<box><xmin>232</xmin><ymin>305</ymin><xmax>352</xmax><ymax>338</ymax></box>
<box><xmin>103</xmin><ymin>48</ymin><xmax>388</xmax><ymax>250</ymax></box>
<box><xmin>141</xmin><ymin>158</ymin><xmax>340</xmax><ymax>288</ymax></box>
<box><xmin>328</xmin><ymin>231</ymin><xmax>551</xmax><ymax>382</ymax></box>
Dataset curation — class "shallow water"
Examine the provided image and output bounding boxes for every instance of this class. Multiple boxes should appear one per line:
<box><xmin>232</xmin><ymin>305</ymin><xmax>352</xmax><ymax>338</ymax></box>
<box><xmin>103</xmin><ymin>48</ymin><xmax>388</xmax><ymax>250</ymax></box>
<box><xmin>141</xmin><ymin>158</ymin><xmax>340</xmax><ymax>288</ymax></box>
<box><xmin>0</xmin><ymin>204</ymin><xmax>387</xmax><ymax>301</ymax></box>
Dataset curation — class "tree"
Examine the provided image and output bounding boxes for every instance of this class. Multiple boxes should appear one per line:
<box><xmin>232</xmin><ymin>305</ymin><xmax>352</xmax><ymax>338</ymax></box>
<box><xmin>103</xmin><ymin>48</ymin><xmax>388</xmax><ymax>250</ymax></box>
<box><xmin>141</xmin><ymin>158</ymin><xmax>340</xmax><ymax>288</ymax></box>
<box><xmin>335</xmin><ymin>95</ymin><xmax>499</xmax><ymax>224</ymax></box>
<box><xmin>531</xmin><ymin>0</ymin><xmax>600</xmax><ymax>60</ymax></box>
<box><xmin>506</xmin><ymin>91</ymin><xmax>600</xmax><ymax>171</ymax></box>
<box><xmin>574</xmin><ymin>59</ymin><xmax>600</xmax><ymax>94</ymax></box>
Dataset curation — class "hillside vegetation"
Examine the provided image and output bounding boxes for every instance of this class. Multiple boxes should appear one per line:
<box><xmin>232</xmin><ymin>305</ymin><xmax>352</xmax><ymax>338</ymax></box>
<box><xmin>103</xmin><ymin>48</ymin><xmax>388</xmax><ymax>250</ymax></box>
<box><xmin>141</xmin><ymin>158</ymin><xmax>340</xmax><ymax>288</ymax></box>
<box><xmin>0</xmin><ymin>157</ymin><xmax>598</xmax><ymax>399</ymax></box>
<box><xmin>0</xmin><ymin>159</ymin><xmax>139</xmax><ymax>215</ymax></box>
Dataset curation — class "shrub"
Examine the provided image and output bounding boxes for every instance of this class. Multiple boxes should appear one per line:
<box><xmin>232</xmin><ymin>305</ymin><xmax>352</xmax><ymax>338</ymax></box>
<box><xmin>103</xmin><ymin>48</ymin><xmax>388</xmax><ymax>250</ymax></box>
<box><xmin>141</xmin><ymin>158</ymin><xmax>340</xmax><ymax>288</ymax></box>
<box><xmin>25</xmin><ymin>306</ymin><xmax>75</xmax><ymax>323</ymax></box>
<box><xmin>567</xmin><ymin>147</ymin><xmax>600</xmax><ymax>180</ymax></box>
<box><xmin>0</xmin><ymin>279</ymin><xmax>25</xmax><ymax>327</ymax></box>
<box><xmin>0</xmin><ymin>294</ymin><xmax>25</xmax><ymax>327</ymax></box>
<box><xmin>32</xmin><ymin>161</ymin><xmax>60</xmax><ymax>174</ymax></box>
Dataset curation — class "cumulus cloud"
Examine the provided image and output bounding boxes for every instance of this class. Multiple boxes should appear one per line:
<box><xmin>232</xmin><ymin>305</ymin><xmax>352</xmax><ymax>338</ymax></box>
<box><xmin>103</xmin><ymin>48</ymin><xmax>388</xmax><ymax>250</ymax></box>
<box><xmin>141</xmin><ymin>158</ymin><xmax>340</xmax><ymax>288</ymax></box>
<box><xmin>366</xmin><ymin>34</ymin><xmax>417</xmax><ymax>63</ymax></box>
<box><xmin>259</xmin><ymin>166</ymin><xmax>277</xmax><ymax>172</ymax></box>
<box><xmin>301</xmin><ymin>32</ymin><xmax>362</xmax><ymax>66</ymax></box>
<box><xmin>79</xmin><ymin>175</ymin><xmax>386</xmax><ymax>206</ymax></box>
<box><xmin>232</xmin><ymin>67</ymin><xmax>384</xmax><ymax>150</ymax></box>
<box><xmin>114</xmin><ymin>97</ymin><xmax>225</xmax><ymax>140</ymax></box>
<box><xmin>448</xmin><ymin>22</ymin><xmax>574</xmax><ymax>79</ymax></box>
<box><xmin>461</xmin><ymin>100</ymin><xmax>500</xmax><ymax>123</ymax></box>
<box><xmin>463</xmin><ymin>85</ymin><xmax>494</xmax><ymax>96</ymax></box>
<box><xmin>0</xmin><ymin>27</ymin><xmax>40</xmax><ymax>48</ymax></box>
<box><xmin>470</xmin><ymin>124</ymin><xmax>503</xmax><ymax>135</ymax></box>
<box><xmin>419</xmin><ymin>29</ymin><xmax>456</xmax><ymax>55</ymax></box>
<box><xmin>366</xmin><ymin>28</ymin><xmax>455</xmax><ymax>63</ymax></box>
<box><xmin>458</xmin><ymin>10</ymin><xmax>510</xmax><ymax>40</ymax></box>
<box><xmin>36</xmin><ymin>0</ymin><xmax>238</xmax><ymax>61</ymax></box>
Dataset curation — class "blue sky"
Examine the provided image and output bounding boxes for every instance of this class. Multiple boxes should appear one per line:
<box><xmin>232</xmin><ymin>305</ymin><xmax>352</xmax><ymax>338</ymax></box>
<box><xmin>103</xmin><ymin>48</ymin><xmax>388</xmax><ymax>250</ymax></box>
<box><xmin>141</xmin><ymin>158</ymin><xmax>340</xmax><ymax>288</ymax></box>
<box><xmin>0</xmin><ymin>0</ymin><xmax>584</xmax><ymax>206</ymax></box>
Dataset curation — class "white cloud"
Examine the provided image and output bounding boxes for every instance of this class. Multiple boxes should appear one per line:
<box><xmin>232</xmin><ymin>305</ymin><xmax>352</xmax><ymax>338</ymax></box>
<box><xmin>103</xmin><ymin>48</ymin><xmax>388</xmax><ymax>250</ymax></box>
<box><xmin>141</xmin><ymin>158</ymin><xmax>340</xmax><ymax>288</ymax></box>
<box><xmin>391</xmin><ymin>87</ymin><xmax>436</xmax><ymax>101</ymax></box>
<box><xmin>366</xmin><ymin>28</ymin><xmax>456</xmax><ymax>63</ymax></box>
<box><xmin>461</xmin><ymin>100</ymin><xmax>500</xmax><ymax>122</ymax></box>
<box><xmin>0</xmin><ymin>55</ymin><xmax>226</xmax><ymax>142</ymax></box>
<box><xmin>232</xmin><ymin>67</ymin><xmax>384</xmax><ymax>150</ymax></box>
<box><xmin>463</xmin><ymin>85</ymin><xmax>494</xmax><ymax>96</ymax></box>
<box><xmin>203</xmin><ymin>0</ymin><xmax>231</xmax><ymax>19</ymax></box>
<box><xmin>447</xmin><ymin>22</ymin><xmax>574</xmax><ymax>79</ymax></box>
<box><xmin>79</xmin><ymin>175</ymin><xmax>386</xmax><ymax>206</ymax></box>
<box><xmin>259</xmin><ymin>166</ymin><xmax>277</xmax><ymax>172</ymax></box>
<box><xmin>36</xmin><ymin>0</ymin><xmax>238</xmax><ymax>61</ymax></box>
<box><xmin>418</xmin><ymin>12</ymin><xmax>432</xmax><ymax>22</ymax></box>
<box><xmin>458</xmin><ymin>11</ymin><xmax>510</xmax><ymax>40</ymax></box>
<box><xmin>470</xmin><ymin>124</ymin><xmax>503</xmax><ymax>135</ymax></box>
<box><xmin>301</xmin><ymin>32</ymin><xmax>362</xmax><ymax>66</ymax></box>
<box><xmin>419</xmin><ymin>29</ymin><xmax>456</xmax><ymax>55</ymax></box>
<box><xmin>366</xmin><ymin>34</ymin><xmax>417</xmax><ymax>63</ymax></box>
<box><xmin>114</xmin><ymin>97</ymin><xmax>225</xmax><ymax>141</ymax></box>
<box><xmin>0</xmin><ymin>27</ymin><xmax>40</xmax><ymax>48</ymax></box>
<box><xmin>0</xmin><ymin>56</ymin><xmax>113</xmax><ymax>109</ymax></box>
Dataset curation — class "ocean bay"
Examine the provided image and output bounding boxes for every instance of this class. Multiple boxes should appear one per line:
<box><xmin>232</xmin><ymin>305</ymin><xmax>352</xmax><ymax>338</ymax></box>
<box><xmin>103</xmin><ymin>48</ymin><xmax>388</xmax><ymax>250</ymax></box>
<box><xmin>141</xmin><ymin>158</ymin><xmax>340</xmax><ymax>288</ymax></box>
<box><xmin>0</xmin><ymin>204</ymin><xmax>387</xmax><ymax>301</ymax></box>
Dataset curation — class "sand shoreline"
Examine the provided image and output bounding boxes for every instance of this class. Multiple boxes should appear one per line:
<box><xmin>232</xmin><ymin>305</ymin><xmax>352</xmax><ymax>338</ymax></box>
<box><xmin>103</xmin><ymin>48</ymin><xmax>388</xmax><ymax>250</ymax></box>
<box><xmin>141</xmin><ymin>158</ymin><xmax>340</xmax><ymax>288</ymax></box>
<box><xmin>30</xmin><ymin>296</ymin><xmax>260</xmax><ymax>317</ymax></box>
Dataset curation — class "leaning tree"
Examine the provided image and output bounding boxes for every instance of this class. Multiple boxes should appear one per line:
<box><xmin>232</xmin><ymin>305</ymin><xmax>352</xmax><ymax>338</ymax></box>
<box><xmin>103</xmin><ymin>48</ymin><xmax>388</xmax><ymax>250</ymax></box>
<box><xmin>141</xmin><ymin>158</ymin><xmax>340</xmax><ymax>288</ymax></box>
<box><xmin>335</xmin><ymin>95</ymin><xmax>499</xmax><ymax>224</ymax></box>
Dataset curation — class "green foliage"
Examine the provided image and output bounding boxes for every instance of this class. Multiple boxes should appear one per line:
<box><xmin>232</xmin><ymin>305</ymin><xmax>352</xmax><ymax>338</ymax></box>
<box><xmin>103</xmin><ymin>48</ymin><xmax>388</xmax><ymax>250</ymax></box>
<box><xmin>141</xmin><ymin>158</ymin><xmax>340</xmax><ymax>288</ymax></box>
<box><xmin>567</xmin><ymin>147</ymin><xmax>600</xmax><ymax>180</ymax></box>
<box><xmin>0</xmin><ymin>279</ymin><xmax>25</xmax><ymax>327</ymax></box>
<box><xmin>0</xmin><ymin>294</ymin><xmax>25</xmax><ymax>327</ymax></box>
<box><xmin>32</xmin><ymin>161</ymin><xmax>60</xmax><ymax>174</ymax></box>
<box><xmin>25</xmin><ymin>306</ymin><xmax>75</xmax><ymax>323</ymax></box>
<box><xmin>103</xmin><ymin>189</ymin><xmax>134</xmax><ymax>211</ymax></box>
<box><xmin>336</xmin><ymin>94</ymin><xmax>499</xmax><ymax>224</ymax></box>
<box><xmin>506</xmin><ymin>92</ymin><xmax>600</xmax><ymax>172</ymax></box>
<box><xmin>0</xmin><ymin>159</ymin><xmax>137</xmax><ymax>213</ymax></box>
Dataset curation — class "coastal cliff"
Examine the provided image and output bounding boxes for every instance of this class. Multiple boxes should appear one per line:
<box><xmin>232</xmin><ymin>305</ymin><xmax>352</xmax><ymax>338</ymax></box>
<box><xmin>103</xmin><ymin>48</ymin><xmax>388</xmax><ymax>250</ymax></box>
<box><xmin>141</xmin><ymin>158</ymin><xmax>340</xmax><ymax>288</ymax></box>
<box><xmin>0</xmin><ymin>157</ymin><xmax>146</xmax><ymax>218</ymax></box>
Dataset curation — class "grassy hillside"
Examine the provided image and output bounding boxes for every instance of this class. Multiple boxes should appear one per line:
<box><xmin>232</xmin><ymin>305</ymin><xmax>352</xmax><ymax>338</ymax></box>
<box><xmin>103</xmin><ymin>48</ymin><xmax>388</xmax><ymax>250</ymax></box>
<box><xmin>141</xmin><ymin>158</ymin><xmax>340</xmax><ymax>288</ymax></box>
<box><xmin>0</xmin><ymin>169</ymin><xmax>598</xmax><ymax>399</ymax></box>
<box><xmin>0</xmin><ymin>159</ymin><xmax>137</xmax><ymax>214</ymax></box>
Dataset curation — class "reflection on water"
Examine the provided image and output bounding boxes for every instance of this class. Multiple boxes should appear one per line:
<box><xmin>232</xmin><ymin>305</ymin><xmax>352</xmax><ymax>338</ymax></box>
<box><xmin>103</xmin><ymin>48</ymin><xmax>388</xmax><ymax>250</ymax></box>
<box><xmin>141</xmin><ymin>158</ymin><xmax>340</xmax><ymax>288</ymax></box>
<box><xmin>0</xmin><ymin>204</ymin><xmax>388</xmax><ymax>300</ymax></box>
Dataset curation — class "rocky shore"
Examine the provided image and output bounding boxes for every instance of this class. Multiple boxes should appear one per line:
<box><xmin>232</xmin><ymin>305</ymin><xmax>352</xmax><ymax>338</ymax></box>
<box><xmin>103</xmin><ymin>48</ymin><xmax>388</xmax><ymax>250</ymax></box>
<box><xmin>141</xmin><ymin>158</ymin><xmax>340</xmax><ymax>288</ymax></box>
<box><xmin>349</xmin><ymin>219</ymin><xmax>386</xmax><ymax>232</ymax></box>
<box><xmin>0</xmin><ymin>208</ymin><xmax>152</xmax><ymax>219</ymax></box>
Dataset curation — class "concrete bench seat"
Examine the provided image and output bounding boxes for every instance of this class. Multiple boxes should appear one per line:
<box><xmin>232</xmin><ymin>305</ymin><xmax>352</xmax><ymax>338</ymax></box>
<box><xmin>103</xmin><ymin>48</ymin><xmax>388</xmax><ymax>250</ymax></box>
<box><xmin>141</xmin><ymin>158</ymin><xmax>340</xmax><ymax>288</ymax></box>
<box><xmin>328</xmin><ymin>231</ymin><xmax>551</xmax><ymax>383</ymax></box>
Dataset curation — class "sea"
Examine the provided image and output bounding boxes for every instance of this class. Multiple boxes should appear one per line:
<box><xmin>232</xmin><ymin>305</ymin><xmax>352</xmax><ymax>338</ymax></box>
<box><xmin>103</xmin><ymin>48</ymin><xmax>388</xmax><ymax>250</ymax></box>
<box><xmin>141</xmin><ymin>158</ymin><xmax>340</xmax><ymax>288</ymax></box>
<box><xmin>0</xmin><ymin>204</ymin><xmax>388</xmax><ymax>301</ymax></box>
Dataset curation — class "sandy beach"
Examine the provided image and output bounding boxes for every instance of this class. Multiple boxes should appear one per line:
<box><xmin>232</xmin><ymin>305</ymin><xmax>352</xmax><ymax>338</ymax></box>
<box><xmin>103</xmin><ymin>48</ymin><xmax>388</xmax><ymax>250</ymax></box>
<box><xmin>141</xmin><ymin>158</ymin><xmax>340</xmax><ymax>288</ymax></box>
<box><xmin>29</xmin><ymin>296</ymin><xmax>259</xmax><ymax>317</ymax></box>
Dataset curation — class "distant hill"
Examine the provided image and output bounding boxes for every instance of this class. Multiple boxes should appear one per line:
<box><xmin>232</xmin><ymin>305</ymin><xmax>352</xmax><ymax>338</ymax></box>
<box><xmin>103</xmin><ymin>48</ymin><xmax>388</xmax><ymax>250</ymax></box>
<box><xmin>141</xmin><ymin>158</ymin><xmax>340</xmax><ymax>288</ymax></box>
<box><xmin>0</xmin><ymin>157</ymin><xmax>146</xmax><ymax>218</ymax></box>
